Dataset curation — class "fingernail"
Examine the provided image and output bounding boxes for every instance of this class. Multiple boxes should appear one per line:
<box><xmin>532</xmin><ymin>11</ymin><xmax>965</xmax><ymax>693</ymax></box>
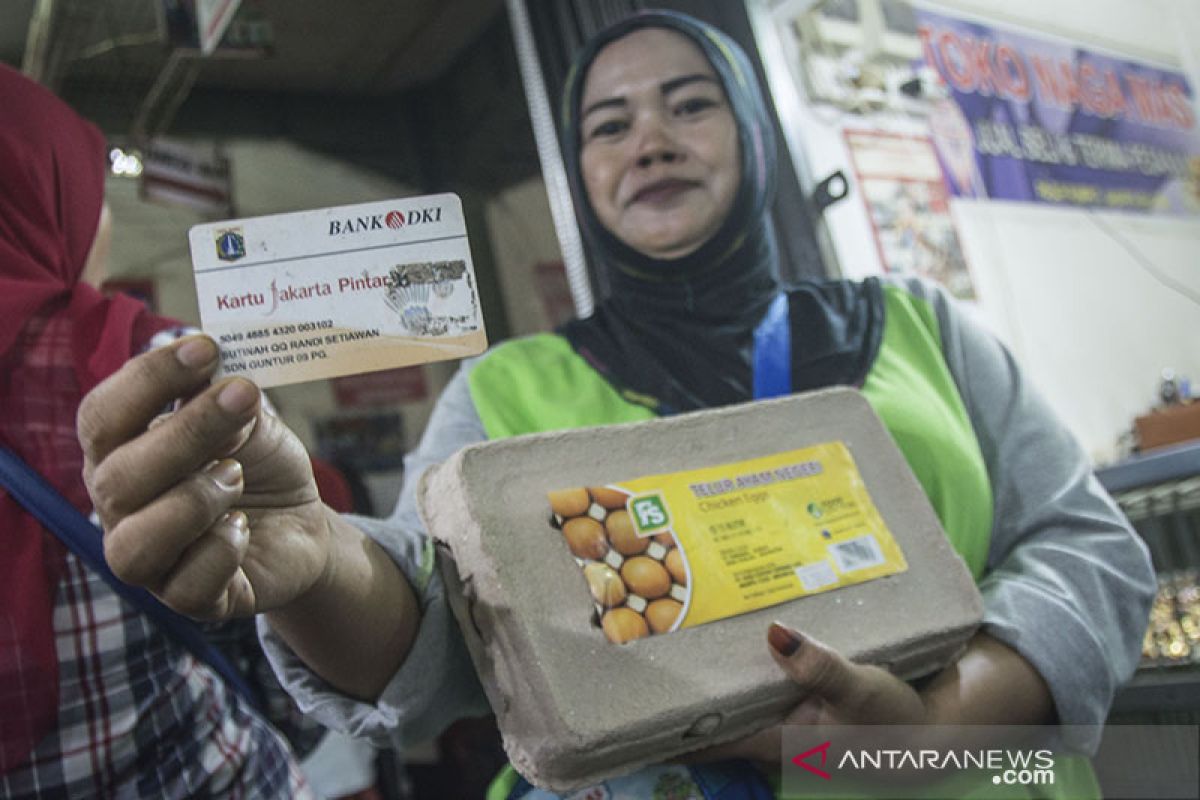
<box><xmin>217</xmin><ymin>379</ymin><xmax>258</xmax><ymax>414</ymax></box>
<box><xmin>207</xmin><ymin>459</ymin><xmax>243</xmax><ymax>489</ymax></box>
<box><xmin>223</xmin><ymin>511</ymin><xmax>249</xmax><ymax>547</ymax></box>
<box><xmin>769</xmin><ymin>621</ymin><xmax>803</xmax><ymax>656</ymax></box>
<box><xmin>233</xmin><ymin>568</ymin><xmax>253</xmax><ymax>606</ymax></box>
<box><xmin>177</xmin><ymin>337</ymin><xmax>217</xmax><ymax>368</ymax></box>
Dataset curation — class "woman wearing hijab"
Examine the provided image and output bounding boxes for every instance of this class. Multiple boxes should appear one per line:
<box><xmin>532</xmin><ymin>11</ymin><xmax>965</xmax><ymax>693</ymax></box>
<box><xmin>73</xmin><ymin>10</ymin><xmax>1154</xmax><ymax>799</ymax></box>
<box><xmin>0</xmin><ymin>64</ymin><xmax>317</xmax><ymax>797</ymax></box>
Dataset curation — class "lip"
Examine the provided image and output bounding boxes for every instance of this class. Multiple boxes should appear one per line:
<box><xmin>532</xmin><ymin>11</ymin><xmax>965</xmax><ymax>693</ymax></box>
<box><xmin>627</xmin><ymin>178</ymin><xmax>700</xmax><ymax>206</ymax></box>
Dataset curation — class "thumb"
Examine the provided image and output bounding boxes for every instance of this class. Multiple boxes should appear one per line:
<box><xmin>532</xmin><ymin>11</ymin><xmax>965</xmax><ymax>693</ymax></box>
<box><xmin>767</xmin><ymin>621</ymin><xmax>859</xmax><ymax>705</ymax></box>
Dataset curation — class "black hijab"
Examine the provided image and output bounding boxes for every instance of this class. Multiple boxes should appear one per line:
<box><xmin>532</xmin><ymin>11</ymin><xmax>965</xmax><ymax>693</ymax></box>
<box><xmin>558</xmin><ymin>10</ymin><xmax>778</xmax><ymax>413</ymax></box>
<box><xmin>558</xmin><ymin>11</ymin><xmax>882</xmax><ymax>414</ymax></box>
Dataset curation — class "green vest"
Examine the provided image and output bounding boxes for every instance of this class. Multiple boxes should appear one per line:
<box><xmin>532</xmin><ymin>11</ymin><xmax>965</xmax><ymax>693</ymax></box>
<box><xmin>468</xmin><ymin>286</ymin><xmax>991</xmax><ymax>575</ymax></box>
<box><xmin>469</xmin><ymin>284</ymin><xmax>1095</xmax><ymax>800</ymax></box>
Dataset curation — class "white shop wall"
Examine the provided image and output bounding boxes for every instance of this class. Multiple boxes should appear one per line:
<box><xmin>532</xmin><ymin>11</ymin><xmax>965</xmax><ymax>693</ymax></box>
<box><xmin>105</xmin><ymin>139</ymin><xmax>444</xmax><ymax>506</ymax></box>
<box><xmin>484</xmin><ymin>176</ymin><xmax>571</xmax><ymax>336</ymax></box>
<box><xmin>754</xmin><ymin>0</ymin><xmax>1200</xmax><ymax>465</ymax></box>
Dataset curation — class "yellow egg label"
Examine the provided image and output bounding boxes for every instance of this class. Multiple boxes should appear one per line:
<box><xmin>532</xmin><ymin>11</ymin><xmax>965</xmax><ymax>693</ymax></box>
<box><xmin>549</xmin><ymin>442</ymin><xmax>908</xmax><ymax>642</ymax></box>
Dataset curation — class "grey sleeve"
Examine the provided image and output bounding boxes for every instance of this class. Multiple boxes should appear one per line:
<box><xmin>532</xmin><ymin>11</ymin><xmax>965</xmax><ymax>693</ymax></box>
<box><xmin>258</xmin><ymin>364</ymin><xmax>492</xmax><ymax>748</ymax></box>
<box><xmin>902</xmin><ymin>279</ymin><xmax>1155</xmax><ymax>753</ymax></box>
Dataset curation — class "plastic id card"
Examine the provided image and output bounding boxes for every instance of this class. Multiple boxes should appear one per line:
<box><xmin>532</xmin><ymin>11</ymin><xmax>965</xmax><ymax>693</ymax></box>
<box><xmin>189</xmin><ymin>194</ymin><xmax>486</xmax><ymax>389</ymax></box>
<box><xmin>547</xmin><ymin>442</ymin><xmax>908</xmax><ymax>644</ymax></box>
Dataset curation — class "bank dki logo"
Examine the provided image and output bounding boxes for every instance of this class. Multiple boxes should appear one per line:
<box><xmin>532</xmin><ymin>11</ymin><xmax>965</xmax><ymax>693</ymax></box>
<box><xmin>792</xmin><ymin>741</ymin><xmax>832</xmax><ymax>780</ymax></box>
<box><xmin>328</xmin><ymin>206</ymin><xmax>443</xmax><ymax>235</ymax></box>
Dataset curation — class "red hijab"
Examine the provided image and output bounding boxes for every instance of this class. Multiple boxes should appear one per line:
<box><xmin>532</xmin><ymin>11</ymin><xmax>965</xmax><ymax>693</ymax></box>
<box><xmin>0</xmin><ymin>64</ymin><xmax>175</xmax><ymax>771</ymax></box>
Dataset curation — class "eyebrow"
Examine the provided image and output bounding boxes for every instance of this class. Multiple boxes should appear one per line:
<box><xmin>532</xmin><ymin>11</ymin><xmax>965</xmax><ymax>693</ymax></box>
<box><xmin>661</xmin><ymin>73</ymin><xmax>718</xmax><ymax>95</ymax></box>
<box><xmin>580</xmin><ymin>73</ymin><xmax>720</xmax><ymax>120</ymax></box>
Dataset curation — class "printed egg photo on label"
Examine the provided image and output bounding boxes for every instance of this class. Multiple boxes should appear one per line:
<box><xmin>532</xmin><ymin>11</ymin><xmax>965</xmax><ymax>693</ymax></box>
<box><xmin>547</xmin><ymin>484</ymin><xmax>693</xmax><ymax>644</ymax></box>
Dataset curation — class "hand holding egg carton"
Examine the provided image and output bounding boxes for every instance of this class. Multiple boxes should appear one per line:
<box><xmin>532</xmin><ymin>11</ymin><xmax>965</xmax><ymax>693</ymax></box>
<box><xmin>417</xmin><ymin>389</ymin><xmax>983</xmax><ymax>791</ymax></box>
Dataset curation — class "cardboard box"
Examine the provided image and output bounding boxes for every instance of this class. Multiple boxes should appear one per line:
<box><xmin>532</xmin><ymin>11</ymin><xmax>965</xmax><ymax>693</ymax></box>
<box><xmin>1136</xmin><ymin>403</ymin><xmax>1200</xmax><ymax>452</ymax></box>
<box><xmin>417</xmin><ymin>388</ymin><xmax>982</xmax><ymax>791</ymax></box>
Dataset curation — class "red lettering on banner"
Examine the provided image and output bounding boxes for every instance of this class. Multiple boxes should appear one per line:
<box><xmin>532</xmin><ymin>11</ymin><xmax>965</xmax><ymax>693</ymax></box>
<box><xmin>1031</xmin><ymin>56</ymin><xmax>1080</xmax><ymax>109</ymax></box>
<box><xmin>938</xmin><ymin>32</ymin><xmax>976</xmax><ymax>92</ymax></box>
<box><xmin>995</xmin><ymin>44</ymin><xmax>1030</xmax><ymax>101</ymax></box>
<box><xmin>919</xmin><ymin>23</ymin><xmax>1190</xmax><ymax>130</ymax></box>
<box><xmin>1078</xmin><ymin>63</ymin><xmax>1102</xmax><ymax>113</ymax></box>
<box><xmin>922</xmin><ymin>27</ymin><xmax>1028</xmax><ymax>101</ymax></box>
<box><xmin>1165</xmin><ymin>84</ymin><xmax>1196</xmax><ymax>130</ymax></box>
<box><xmin>966</xmin><ymin>37</ymin><xmax>997</xmax><ymax>96</ymax></box>
<box><xmin>917</xmin><ymin>25</ymin><xmax>939</xmax><ymax>73</ymax></box>
<box><xmin>1129</xmin><ymin>76</ymin><xmax>1196</xmax><ymax>130</ymax></box>
<box><xmin>1128</xmin><ymin>75</ymin><xmax>1159</xmax><ymax>124</ymax></box>
<box><xmin>1078</xmin><ymin>62</ymin><xmax>1125</xmax><ymax>118</ymax></box>
<box><xmin>1102</xmin><ymin>69</ymin><xmax>1126</xmax><ymax>118</ymax></box>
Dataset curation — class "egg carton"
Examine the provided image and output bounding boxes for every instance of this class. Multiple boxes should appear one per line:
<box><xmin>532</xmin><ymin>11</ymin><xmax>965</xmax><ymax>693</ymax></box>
<box><xmin>418</xmin><ymin>387</ymin><xmax>982</xmax><ymax>792</ymax></box>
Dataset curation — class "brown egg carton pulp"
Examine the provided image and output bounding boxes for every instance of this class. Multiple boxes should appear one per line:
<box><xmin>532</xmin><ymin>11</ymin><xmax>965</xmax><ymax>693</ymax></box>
<box><xmin>417</xmin><ymin>387</ymin><xmax>982</xmax><ymax>792</ymax></box>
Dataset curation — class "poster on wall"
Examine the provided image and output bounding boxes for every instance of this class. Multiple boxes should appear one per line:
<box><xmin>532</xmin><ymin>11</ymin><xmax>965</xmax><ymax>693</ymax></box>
<box><xmin>915</xmin><ymin>8</ymin><xmax>1200</xmax><ymax>216</ymax></box>
<box><xmin>140</xmin><ymin>138</ymin><xmax>232</xmax><ymax>216</ymax></box>
<box><xmin>844</xmin><ymin>129</ymin><xmax>975</xmax><ymax>300</ymax></box>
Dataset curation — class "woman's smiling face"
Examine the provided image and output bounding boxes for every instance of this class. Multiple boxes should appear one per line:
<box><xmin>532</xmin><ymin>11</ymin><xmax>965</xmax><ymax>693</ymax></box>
<box><xmin>579</xmin><ymin>27</ymin><xmax>740</xmax><ymax>261</ymax></box>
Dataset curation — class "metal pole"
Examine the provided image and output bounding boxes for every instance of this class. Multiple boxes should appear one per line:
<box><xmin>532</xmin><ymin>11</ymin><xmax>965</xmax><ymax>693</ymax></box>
<box><xmin>21</xmin><ymin>0</ymin><xmax>56</xmax><ymax>85</ymax></box>
<box><xmin>505</xmin><ymin>0</ymin><xmax>595</xmax><ymax>319</ymax></box>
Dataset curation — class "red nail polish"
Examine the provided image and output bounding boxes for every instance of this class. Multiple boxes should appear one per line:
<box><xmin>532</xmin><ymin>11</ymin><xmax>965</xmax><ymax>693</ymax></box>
<box><xmin>768</xmin><ymin>622</ymin><xmax>803</xmax><ymax>656</ymax></box>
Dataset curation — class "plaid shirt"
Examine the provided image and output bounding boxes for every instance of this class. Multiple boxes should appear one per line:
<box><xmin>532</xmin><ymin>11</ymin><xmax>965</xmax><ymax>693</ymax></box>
<box><xmin>1</xmin><ymin>320</ymin><xmax>318</xmax><ymax>799</ymax></box>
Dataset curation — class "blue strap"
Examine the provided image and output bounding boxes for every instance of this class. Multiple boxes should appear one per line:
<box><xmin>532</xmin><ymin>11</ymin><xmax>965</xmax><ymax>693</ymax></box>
<box><xmin>0</xmin><ymin>446</ymin><xmax>263</xmax><ymax>711</ymax></box>
<box><xmin>753</xmin><ymin>293</ymin><xmax>791</xmax><ymax>400</ymax></box>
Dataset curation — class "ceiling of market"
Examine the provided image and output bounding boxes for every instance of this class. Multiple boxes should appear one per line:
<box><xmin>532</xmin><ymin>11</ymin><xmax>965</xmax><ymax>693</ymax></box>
<box><xmin>2</xmin><ymin>0</ymin><xmax>505</xmax><ymax>136</ymax></box>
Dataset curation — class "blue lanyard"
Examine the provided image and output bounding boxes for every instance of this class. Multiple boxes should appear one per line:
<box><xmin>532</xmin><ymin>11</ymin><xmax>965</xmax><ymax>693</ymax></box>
<box><xmin>753</xmin><ymin>293</ymin><xmax>791</xmax><ymax>400</ymax></box>
<box><xmin>0</xmin><ymin>446</ymin><xmax>264</xmax><ymax>711</ymax></box>
<box><xmin>505</xmin><ymin>297</ymin><xmax>791</xmax><ymax>800</ymax></box>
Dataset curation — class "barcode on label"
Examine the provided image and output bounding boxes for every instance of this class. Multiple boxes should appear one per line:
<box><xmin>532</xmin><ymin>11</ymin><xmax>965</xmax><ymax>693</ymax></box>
<box><xmin>829</xmin><ymin>534</ymin><xmax>884</xmax><ymax>573</ymax></box>
<box><xmin>795</xmin><ymin>560</ymin><xmax>838</xmax><ymax>591</ymax></box>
